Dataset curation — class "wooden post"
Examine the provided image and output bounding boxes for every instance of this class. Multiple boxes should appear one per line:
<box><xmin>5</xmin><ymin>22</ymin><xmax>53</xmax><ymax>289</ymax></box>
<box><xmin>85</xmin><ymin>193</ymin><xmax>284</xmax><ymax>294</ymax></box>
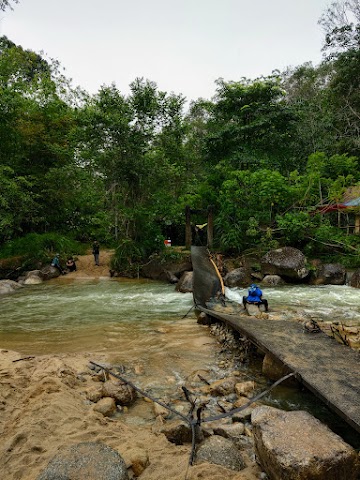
<box><xmin>185</xmin><ymin>205</ymin><xmax>192</xmax><ymax>249</ymax></box>
<box><xmin>207</xmin><ymin>206</ymin><xmax>214</xmax><ymax>248</ymax></box>
<box><xmin>355</xmin><ymin>214</ymin><xmax>360</xmax><ymax>234</ymax></box>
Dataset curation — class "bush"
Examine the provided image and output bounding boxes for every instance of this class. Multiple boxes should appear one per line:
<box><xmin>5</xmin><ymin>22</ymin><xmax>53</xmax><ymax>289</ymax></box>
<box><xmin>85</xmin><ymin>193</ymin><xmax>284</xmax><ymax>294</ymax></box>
<box><xmin>110</xmin><ymin>239</ymin><xmax>144</xmax><ymax>277</ymax></box>
<box><xmin>0</xmin><ymin>233</ymin><xmax>87</xmax><ymax>266</ymax></box>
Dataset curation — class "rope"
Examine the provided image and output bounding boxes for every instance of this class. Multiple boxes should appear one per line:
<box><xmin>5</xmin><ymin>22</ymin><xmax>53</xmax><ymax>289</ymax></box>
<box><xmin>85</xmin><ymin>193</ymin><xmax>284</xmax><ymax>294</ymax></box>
<box><xmin>208</xmin><ymin>254</ymin><xmax>225</xmax><ymax>296</ymax></box>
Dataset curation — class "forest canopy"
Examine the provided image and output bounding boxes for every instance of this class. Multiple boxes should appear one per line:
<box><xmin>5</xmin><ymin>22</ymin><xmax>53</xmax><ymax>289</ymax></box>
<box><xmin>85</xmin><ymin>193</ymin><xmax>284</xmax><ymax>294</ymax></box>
<box><xmin>1</xmin><ymin>0</ymin><xmax>360</xmax><ymax>273</ymax></box>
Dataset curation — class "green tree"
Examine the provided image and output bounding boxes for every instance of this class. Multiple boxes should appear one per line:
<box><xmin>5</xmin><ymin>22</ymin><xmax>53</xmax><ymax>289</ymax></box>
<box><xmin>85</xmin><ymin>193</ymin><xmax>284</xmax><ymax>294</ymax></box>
<box><xmin>326</xmin><ymin>48</ymin><xmax>360</xmax><ymax>155</ymax></box>
<box><xmin>0</xmin><ymin>37</ymin><xmax>93</xmax><ymax>239</ymax></box>
<box><xmin>75</xmin><ymin>78</ymin><xmax>189</xmax><ymax>269</ymax></box>
<box><xmin>282</xmin><ymin>62</ymin><xmax>334</xmax><ymax>159</ymax></box>
<box><xmin>215</xmin><ymin>168</ymin><xmax>296</xmax><ymax>251</ymax></box>
<box><xmin>0</xmin><ymin>166</ymin><xmax>36</xmax><ymax>241</ymax></box>
<box><xmin>204</xmin><ymin>77</ymin><xmax>298</xmax><ymax>173</ymax></box>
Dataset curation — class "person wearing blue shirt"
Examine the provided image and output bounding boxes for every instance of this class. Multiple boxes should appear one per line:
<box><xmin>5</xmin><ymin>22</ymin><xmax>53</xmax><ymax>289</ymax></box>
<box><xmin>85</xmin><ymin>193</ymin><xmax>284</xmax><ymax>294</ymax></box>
<box><xmin>51</xmin><ymin>253</ymin><xmax>66</xmax><ymax>275</ymax></box>
<box><xmin>243</xmin><ymin>283</ymin><xmax>268</xmax><ymax>311</ymax></box>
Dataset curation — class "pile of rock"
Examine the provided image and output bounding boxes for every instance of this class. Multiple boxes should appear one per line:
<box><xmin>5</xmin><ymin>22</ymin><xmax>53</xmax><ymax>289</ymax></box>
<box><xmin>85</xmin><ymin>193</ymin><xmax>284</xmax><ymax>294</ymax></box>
<box><xmin>77</xmin><ymin>359</ymin><xmax>360</xmax><ymax>479</ymax></box>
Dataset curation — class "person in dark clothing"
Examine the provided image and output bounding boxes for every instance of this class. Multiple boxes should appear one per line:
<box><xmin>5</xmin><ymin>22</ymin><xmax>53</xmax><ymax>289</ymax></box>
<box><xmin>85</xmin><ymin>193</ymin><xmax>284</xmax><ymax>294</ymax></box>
<box><xmin>243</xmin><ymin>283</ymin><xmax>268</xmax><ymax>311</ymax></box>
<box><xmin>92</xmin><ymin>241</ymin><xmax>100</xmax><ymax>266</ymax></box>
<box><xmin>66</xmin><ymin>257</ymin><xmax>77</xmax><ymax>272</ymax></box>
<box><xmin>51</xmin><ymin>254</ymin><xmax>66</xmax><ymax>275</ymax></box>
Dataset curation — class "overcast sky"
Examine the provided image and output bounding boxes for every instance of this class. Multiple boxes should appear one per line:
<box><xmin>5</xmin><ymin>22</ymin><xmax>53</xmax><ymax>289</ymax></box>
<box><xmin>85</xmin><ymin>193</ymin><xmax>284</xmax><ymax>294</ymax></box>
<box><xmin>1</xmin><ymin>0</ymin><xmax>330</xmax><ymax>102</ymax></box>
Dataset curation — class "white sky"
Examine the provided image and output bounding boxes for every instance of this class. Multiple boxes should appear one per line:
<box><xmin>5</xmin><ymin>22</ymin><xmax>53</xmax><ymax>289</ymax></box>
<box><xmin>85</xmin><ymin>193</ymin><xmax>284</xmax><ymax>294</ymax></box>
<box><xmin>1</xmin><ymin>0</ymin><xmax>330</xmax><ymax>103</ymax></box>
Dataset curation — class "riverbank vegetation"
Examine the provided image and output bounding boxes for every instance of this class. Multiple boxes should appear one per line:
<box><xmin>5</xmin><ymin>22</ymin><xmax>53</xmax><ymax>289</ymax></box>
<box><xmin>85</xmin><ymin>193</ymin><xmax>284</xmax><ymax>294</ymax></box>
<box><xmin>1</xmin><ymin>1</ymin><xmax>360</xmax><ymax>273</ymax></box>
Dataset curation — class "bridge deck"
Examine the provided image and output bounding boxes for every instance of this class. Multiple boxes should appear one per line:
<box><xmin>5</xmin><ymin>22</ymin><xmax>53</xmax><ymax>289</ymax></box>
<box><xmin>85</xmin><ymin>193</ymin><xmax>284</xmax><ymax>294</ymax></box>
<box><xmin>199</xmin><ymin>305</ymin><xmax>360</xmax><ymax>434</ymax></box>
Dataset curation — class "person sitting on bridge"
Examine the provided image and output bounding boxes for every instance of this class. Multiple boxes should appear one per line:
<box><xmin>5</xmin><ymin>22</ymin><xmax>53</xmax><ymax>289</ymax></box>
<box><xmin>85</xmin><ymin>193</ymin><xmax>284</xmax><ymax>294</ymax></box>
<box><xmin>243</xmin><ymin>283</ymin><xmax>268</xmax><ymax>311</ymax></box>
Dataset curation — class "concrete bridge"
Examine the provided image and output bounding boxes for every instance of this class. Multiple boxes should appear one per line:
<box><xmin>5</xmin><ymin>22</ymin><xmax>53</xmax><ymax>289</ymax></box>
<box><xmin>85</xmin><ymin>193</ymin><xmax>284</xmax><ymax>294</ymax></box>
<box><xmin>191</xmin><ymin>246</ymin><xmax>360</xmax><ymax>434</ymax></box>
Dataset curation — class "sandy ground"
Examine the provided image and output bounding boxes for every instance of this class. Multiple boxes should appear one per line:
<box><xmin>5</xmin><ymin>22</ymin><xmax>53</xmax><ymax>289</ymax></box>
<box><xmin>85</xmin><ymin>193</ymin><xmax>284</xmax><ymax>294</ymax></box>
<box><xmin>64</xmin><ymin>249</ymin><xmax>114</xmax><ymax>279</ymax></box>
<box><xmin>0</xmin><ymin>251</ymin><xmax>261</xmax><ymax>480</ymax></box>
<box><xmin>0</xmin><ymin>350</ymin><xmax>262</xmax><ymax>480</ymax></box>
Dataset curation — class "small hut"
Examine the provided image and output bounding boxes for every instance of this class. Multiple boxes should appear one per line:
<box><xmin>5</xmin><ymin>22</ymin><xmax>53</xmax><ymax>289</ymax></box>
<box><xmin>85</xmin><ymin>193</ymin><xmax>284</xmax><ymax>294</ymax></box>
<box><xmin>315</xmin><ymin>186</ymin><xmax>360</xmax><ymax>234</ymax></box>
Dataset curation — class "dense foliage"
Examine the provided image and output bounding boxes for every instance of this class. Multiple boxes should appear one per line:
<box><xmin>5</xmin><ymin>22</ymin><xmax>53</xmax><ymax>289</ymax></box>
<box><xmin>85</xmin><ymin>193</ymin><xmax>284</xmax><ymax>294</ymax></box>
<box><xmin>1</xmin><ymin>0</ymin><xmax>360</xmax><ymax>272</ymax></box>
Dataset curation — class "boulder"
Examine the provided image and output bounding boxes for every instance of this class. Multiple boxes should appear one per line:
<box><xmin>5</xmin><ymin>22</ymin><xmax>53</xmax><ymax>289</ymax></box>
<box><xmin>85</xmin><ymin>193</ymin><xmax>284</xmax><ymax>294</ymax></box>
<box><xmin>213</xmin><ymin>422</ymin><xmax>245</xmax><ymax>440</ymax></box>
<box><xmin>196</xmin><ymin>311</ymin><xmax>214</xmax><ymax>325</ymax></box>
<box><xmin>224</xmin><ymin>267</ymin><xmax>251</xmax><ymax>288</ymax></box>
<box><xmin>209</xmin><ymin>377</ymin><xmax>237</xmax><ymax>396</ymax></box>
<box><xmin>101</xmin><ymin>380</ymin><xmax>137</xmax><ymax>405</ymax></box>
<box><xmin>310</xmin><ymin>263</ymin><xmax>346</xmax><ymax>285</ymax></box>
<box><xmin>158</xmin><ymin>419</ymin><xmax>193</xmax><ymax>445</ymax></box>
<box><xmin>0</xmin><ymin>279</ymin><xmax>23</xmax><ymax>295</ymax></box>
<box><xmin>40</xmin><ymin>265</ymin><xmax>61</xmax><ymax>280</ymax></box>
<box><xmin>37</xmin><ymin>442</ymin><xmax>129</xmax><ymax>480</ymax></box>
<box><xmin>261</xmin><ymin>274</ymin><xmax>285</xmax><ymax>286</ymax></box>
<box><xmin>93</xmin><ymin>397</ymin><xmax>117</xmax><ymax>417</ymax></box>
<box><xmin>251</xmin><ymin>406</ymin><xmax>360</xmax><ymax>480</ymax></box>
<box><xmin>261</xmin><ymin>247</ymin><xmax>309</xmax><ymax>281</ymax></box>
<box><xmin>85</xmin><ymin>385</ymin><xmax>103</xmax><ymax>403</ymax></box>
<box><xmin>195</xmin><ymin>435</ymin><xmax>246</xmax><ymax>471</ymax></box>
<box><xmin>235</xmin><ymin>380</ymin><xmax>255</xmax><ymax>396</ymax></box>
<box><xmin>21</xmin><ymin>270</ymin><xmax>44</xmax><ymax>285</ymax></box>
<box><xmin>175</xmin><ymin>271</ymin><xmax>193</xmax><ymax>292</ymax></box>
<box><xmin>122</xmin><ymin>447</ymin><xmax>149</xmax><ymax>476</ymax></box>
<box><xmin>349</xmin><ymin>268</ymin><xmax>360</xmax><ymax>288</ymax></box>
<box><xmin>140</xmin><ymin>254</ymin><xmax>192</xmax><ymax>283</ymax></box>
<box><xmin>245</xmin><ymin>303</ymin><xmax>265</xmax><ymax>316</ymax></box>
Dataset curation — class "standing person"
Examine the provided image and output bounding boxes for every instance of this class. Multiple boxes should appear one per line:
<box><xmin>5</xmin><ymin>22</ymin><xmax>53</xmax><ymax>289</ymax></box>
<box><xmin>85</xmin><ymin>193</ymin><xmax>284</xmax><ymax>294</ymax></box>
<box><xmin>243</xmin><ymin>283</ymin><xmax>268</xmax><ymax>311</ymax></box>
<box><xmin>92</xmin><ymin>240</ymin><xmax>100</xmax><ymax>266</ymax></box>
<box><xmin>51</xmin><ymin>253</ymin><xmax>66</xmax><ymax>275</ymax></box>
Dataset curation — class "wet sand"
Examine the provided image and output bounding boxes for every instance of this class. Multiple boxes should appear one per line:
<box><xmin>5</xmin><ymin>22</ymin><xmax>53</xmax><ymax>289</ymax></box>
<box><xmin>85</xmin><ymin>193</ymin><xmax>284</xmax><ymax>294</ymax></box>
<box><xmin>0</xmin><ymin>251</ymin><xmax>261</xmax><ymax>479</ymax></box>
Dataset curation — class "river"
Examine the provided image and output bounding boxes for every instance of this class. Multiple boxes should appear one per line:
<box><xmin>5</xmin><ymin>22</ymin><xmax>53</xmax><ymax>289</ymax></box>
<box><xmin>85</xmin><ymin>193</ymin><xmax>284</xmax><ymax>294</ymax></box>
<box><xmin>1</xmin><ymin>278</ymin><xmax>359</xmax><ymax>447</ymax></box>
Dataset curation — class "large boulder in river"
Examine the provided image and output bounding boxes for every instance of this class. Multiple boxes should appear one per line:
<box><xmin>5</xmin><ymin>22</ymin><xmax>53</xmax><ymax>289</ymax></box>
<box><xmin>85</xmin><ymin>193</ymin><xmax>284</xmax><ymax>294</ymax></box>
<box><xmin>40</xmin><ymin>265</ymin><xmax>61</xmax><ymax>280</ymax></box>
<box><xmin>140</xmin><ymin>253</ymin><xmax>192</xmax><ymax>283</ymax></box>
<box><xmin>251</xmin><ymin>406</ymin><xmax>359</xmax><ymax>480</ymax></box>
<box><xmin>261</xmin><ymin>247</ymin><xmax>309</xmax><ymax>281</ymax></box>
<box><xmin>349</xmin><ymin>268</ymin><xmax>360</xmax><ymax>288</ymax></box>
<box><xmin>224</xmin><ymin>267</ymin><xmax>252</xmax><ymax>287</ymax></box>
<box><xmin>175</xmin><ymin>271</ymin><xmax>193</xmax><ymax>292</ymax></box>
<box><xmin>0</xmin><ymin>279</ymin><xmax>23</xmax><ymax>295</ymax></box>
<box><xmin>261</xmin><ymin>274</ymin><xmax>286</xmax><ymax>286</ymax></box>
<box><xmin>19</xmin><ymin>270</ymin><xmax>44</xmax><ymax>285</ymax></box>
<box><xmin>310</xmin><ymin>263</ymin><xmax>346</xmax><ymax>285</ymax></box>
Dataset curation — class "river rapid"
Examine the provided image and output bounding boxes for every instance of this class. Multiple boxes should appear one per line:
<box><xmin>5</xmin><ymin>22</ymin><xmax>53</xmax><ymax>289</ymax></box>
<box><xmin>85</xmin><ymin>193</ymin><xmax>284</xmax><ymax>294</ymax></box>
<box><xmin>1</xmin><ymin>278</ymin><xmax>359</xmax><ymax>446</ymax></box>
<box><xmin>2</xmin><ymin>279</ymin><xmax>360</xmax><ymax>354</ymax></box>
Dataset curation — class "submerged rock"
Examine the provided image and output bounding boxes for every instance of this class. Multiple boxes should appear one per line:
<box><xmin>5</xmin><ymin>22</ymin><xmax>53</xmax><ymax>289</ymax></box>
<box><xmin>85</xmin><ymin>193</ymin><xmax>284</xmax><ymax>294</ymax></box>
<box><xmin>0</xmin><ymin>279</ymin><xmax>23</xmax><ymax>295</ymax></box>
<box><xmin>310</xmin><ymin>263</ymin><xmax>346</xmax><ymax>285</ymax></box>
